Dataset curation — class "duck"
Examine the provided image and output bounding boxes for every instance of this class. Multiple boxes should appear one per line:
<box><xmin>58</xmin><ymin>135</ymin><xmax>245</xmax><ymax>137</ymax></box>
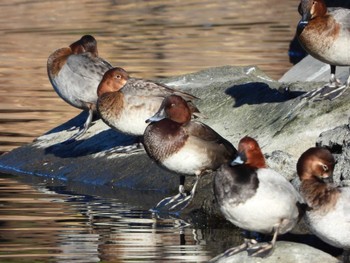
<box><xmin>47</xmin><ymin>35</ymin><xmax>113</xmax><ymax>142</ymax></box>
<box><xmin>297</xmin><ymin>0</ymin><xmax>350</xmax><ymax>100</ymax></box>
<box><xmin>143</xmin><ymin>95</ymin><xmax>237</xmax><ymax>211</ymax></box>
<box><xmin>96</xmin><ymin>67</ymin><xmax>199</xmax><ymax>140</ymax></box>
<box><xmin>297</xmin><ymin>147</ymin><xmax>350</xmax><ymax>262</ymax></box>
<box><xmin>213</xmin><ymin>136</ymin><xmax>304</xmax><ymax>258</ymax></box>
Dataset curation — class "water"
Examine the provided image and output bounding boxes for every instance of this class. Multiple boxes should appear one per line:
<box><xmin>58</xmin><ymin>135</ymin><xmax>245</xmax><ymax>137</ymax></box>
<box><xmin>0</xmin><ymin>0</ymin><xmax>300</xmax><ymax>154</ymax></box>
<box><xmin>0</xmin><ymin>173</ymin><xmax>243</xmax><ymax>262</ymax></box>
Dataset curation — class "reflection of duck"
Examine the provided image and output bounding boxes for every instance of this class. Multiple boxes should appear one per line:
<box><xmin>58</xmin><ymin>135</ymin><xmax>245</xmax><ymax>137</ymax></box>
<box><xmin>214</xmin><ymin>136</ymin><xmax>304</xmax><ymax>257</ymax></box>
<box><xmin>97</xmin><ymin>67</ymin><xmax>199</xmax><ymax>138</ymax></box>
<box><xmin>297</xmin><ymin>0</ymin><xmax>350</xmax><ymax>100</ymax></box>
<box><xmin>47</xmin><ymin>35</ymin><xmax>113</xmax><ymax>141</ymax></box>
<box><xmin>297</xmin><ymin>147</ymin><xmax>350</xmax><ymax>262</ymax></box>
<box><xmin>143</xmin><ymin>95</ymin><xmax>236</xmax><ymax>211</ymax></box>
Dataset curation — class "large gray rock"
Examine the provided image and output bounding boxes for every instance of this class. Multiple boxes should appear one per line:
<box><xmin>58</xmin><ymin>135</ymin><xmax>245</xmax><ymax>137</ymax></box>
<box><xmin>209</xmin><ymin>241</ymin><xmax>339</xmax><ymax>263</ymax></box>
<box><xmin>280</xmin><ymin>55</ymin><xmax>350</xmax><ymax>84</ymax></box>
<box><xmin>316</xmin><ymin>123</ymin><xmax>350</xmax><ymax>186</ymax></box>
<box><xmin>0</xmin><ymin>65</ymin><xmax>349</xmax><ymax>217</ymax></box>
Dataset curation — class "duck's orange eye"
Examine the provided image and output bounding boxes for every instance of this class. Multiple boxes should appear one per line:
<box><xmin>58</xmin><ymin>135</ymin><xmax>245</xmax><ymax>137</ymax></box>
<box><xmin>322</xmin><ymin>164</ymin><xmax>328</xmax><ymax>172</ymax></box>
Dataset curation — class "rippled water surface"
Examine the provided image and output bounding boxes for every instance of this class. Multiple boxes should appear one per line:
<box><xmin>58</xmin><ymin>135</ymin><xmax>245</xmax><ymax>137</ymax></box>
<box><xmin>0</xmin><ymin>0</ymin><xmax>300</xmax><ymax>153</ymax></box>
<box><xmin>0</xmin><ymin>173</ymin><xmax>245</xmax><ymax>262</ymax></box>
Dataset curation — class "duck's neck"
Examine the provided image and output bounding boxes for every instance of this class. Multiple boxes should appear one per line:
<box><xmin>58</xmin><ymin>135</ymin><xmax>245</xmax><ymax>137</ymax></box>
<box><xmin>97</xmin><ymin>92</ymin><xmax>124</xmax><ymax>118</ymax></box>
<box><xmin>306</xmin><ymin>14</ymin><xmax>340</xmax><ymax>37</ymax></box>
<box><xmin>300</xmin><ymin>176</ymin><xmax>340</xmax><ymax>213</ymax></box>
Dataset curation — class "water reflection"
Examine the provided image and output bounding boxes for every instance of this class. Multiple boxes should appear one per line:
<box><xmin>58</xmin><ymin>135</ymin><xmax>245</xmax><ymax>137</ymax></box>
<box><xmin>0</xmin><ymin>173</ymin><xmax>243</xmax><ymax>262</ymax></box>
<box><xmin>0</xmin><ymin>0</ymin><xmax>299</xmax><ymax>153</ymax></box>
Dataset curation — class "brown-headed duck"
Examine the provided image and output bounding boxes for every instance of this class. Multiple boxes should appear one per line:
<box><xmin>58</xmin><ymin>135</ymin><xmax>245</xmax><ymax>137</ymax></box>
<box><xmin>214</xmin><ymin>136</ymin><xmax>304</xmax><ymax>257</ymax></box>
<box><xmin>143</xmin><ymin>95</ymin><xmax>237</xmax><ymax>211</ymax></box>
<box><xmin>47</xmin><ymin>35</ymin><xmax>113</xmax><ymax>141</ymax></box>
<box><xmin>297</xmin><ymin>0</ymin><xmax>350</xmax><ymax>100</ymax></box>
<box><xmin>96</xmin><ymin>67</ymin><xmax>199</xmax><ymax>140</ymax></box>
<box><xmin>297</xmin><ymin>147</ymin><xmax>350</xmax><ymax>262</ymax></box>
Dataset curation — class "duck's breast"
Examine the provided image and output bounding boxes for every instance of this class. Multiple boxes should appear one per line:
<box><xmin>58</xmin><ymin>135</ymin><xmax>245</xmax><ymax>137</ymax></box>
<box><xmin>161</xmin><ymin>135</ymin><xmax>214</xmax><ymax>176</ymax></box>
<box><xmin>306</xmin><ymin>187</ymin><xmax>350</xmax><ymax>249</ymax></box>
<box><xmin>105</xmin><ymin>94</ymin><xmax>164</xmax><ymax>136</ymax></box>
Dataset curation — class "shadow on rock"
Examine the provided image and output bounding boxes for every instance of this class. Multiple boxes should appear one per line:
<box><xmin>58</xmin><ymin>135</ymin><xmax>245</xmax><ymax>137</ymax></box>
<box><xmin>225</xmin><ymin>82</ymin><xmax>305</xmax><ymax>107</ymax></box>
<box><xmin>43</xmin><ymin>111</ymin><xmax>97</xmax><ymax>135</ymax></box>
<box><xmin>44</xmin><ymin>129</ymin><xmax>138</xmax><ymax>158</ymax></box>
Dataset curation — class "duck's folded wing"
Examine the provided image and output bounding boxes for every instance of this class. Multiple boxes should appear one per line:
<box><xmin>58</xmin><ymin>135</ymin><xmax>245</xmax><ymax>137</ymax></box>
<box><xmin>329</xmin><ymin>8</ymin><xmax>350</xmax><ymax>29</ymax></box>
<box><xmin>186</xmin><ymin>122</ymin><xmax>237</xmax><ymax>156</ymax></box>
<box><xmin>123</xmin><ymin>78</ymin><xmax>199</xmax><ymax>101</ymax></box>
<box><xmin>66</xmin><ymin>53</ymin><xmax>113</xmax><ymax>81</ymax></box>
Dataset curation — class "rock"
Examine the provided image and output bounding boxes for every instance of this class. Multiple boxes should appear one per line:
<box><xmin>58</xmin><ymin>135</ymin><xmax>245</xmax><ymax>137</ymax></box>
<box><xmin>265</xmin><ymin>150</ymin><xmax>297</xmax><ymax>181</ymax></box>
<box><xmin>209</xmin><ymin>241</ymin><xmax>339</xmax><ymax>263</ymax></box>
<box><xmin>0</xmin><ymin>65</ymin><xmax>350</xmax><ymax>217</ymax></box>
<box><xmin>316</xmin><ymin>121</ymin><xmax>350</xmax><ymax>186</ymax></box>
<box><xmin>280</xmin><ymin>54</ymin><xmax>349</xmax><ymax>84</ymax></box>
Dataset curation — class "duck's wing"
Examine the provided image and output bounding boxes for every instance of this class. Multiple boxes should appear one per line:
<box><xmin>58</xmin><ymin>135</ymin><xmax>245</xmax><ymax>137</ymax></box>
<box><xmin>186</xmin><ymin>121</ymin><xmax>237</xmax><ymax>157</ymax></box>
<box><xmin>329</xmin><ymin>8</ymin><xmax>350</xmax><ymax>30</ymax></box>
<box><xmin>122</xmin><ymin>78</ymin><xmax>199</xmax><ymax>100</ymax></box>
<box><xmin>66</xmin><ymin>52</ymin><xmax>113</xmax><ymax>81</ymax></box>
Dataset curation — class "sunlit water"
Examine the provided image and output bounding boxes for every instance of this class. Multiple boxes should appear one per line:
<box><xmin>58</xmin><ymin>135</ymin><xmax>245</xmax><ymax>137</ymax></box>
<box><xmin>0</xmin><ymin>0</ymin><xmax>300</xmax><ymax>154</ymax></box>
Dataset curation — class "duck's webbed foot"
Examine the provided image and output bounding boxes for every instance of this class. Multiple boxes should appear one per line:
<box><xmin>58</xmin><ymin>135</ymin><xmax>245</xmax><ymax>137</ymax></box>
<box><xmin>62</xmin><ymin>126</ymin><xmax>89</xmax><ymax>145</ymax></box>
<box><xmin>329</xmin><ymin>75</ymin><xmax>342</xmax><ymax>88</ymax></box>
<box><xmin>152</xmin><ymin>176</ymin><xmax>200</xmax><ymax>213</ymax></box>
<box><xmin>319</xmin><ymin>84</ymin><xmax>347</xmax><ymax>100</ymax></box>
<box><xmin>246</xmin><ymin>241</ymin><xmax>275</xmax><ymax>258</ymax></box>
<box><xmin>105</xmin><ymin>142</ymin><xmax>144</xmax><ymax>154</ymax></box>
<box><xmin>62</xmin><ymin>108</ymin><xmax>95</xmax><ymax>144</ymax></box>
<box><xmin>223</xmin><ymin>238</ymin><xmax>258</xmax><ymax>256</ymax></box>
<box><xmin>301</xmin><ymin>84</ymin><xmax>347</xmax><ymax>101</ymax></box>
<box><xmin>151</xmin><ymin>186</ymin><xmax>193</xmax><ymax>213</ymax></box>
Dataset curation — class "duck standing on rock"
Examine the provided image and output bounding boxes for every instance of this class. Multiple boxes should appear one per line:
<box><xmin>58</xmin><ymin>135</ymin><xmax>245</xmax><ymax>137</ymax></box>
<box><xmin>297</xmin><ymin>147</ymin><xmax>350</xmax><ymax>263</ymax></box>
<box><xmin>213</xmin><ymin>136</ymin><xmax>304</xmax><ymax>258</ymax></box>
<box><xmin>297</xmin><ymin>0</ymin><xmax>350</xmax><ymax>100</ymax></box>
<box><xmin>96</xmin><ymin>67</ymin><xmax>199</xmax><ymax>152</ymax></box>
<box><xmin>47</xmin><ymin>35</ymin><xmax>113</xmax><ymax>142</ymax></box>
<box><xmin>143</xmin><ymin>95</ymin><xmax>237</xmax><ymax>212</ymax></box>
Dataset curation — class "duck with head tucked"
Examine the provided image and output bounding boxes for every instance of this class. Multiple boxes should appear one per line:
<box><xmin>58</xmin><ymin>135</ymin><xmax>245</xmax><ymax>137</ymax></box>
<box><xmin>214</xmin><ymin>136</ymin><xmax>304</xmax><ymax>258</ymax></box>
<box><xmin>47</xmin><ymin>35</ymin><xmax>113</xmax><ymax>142</ymax></box>
<box><xmin>297</xmin><ymin>0</ymin><xmax>350</xmax><ymax>100</ymax></box>
<box><xmin>297</xmin><ymin>147</ymin><xmax>350</xmax><ymax>262</ymax></box>
<box><xmin>96</xmin><ymin>67</ymin><xmax>199</xmax><ymax>151</ymax></box>
<box><xmin>143</xmin><ymin>95</ymin><xmax>237</xmax><ymax>211</ymax></box>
